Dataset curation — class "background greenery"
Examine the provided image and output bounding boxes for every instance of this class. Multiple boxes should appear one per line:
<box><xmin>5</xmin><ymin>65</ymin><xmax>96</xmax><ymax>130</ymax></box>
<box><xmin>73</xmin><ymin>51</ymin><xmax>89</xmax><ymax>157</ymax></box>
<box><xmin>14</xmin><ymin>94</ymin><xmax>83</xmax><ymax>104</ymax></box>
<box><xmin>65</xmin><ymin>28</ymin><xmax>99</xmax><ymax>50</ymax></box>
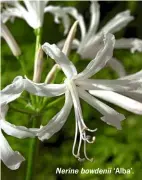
<box><xmin>1</xmin><ymin>1</ymin><xmax>142</xmax><ymax>180</ymax></box>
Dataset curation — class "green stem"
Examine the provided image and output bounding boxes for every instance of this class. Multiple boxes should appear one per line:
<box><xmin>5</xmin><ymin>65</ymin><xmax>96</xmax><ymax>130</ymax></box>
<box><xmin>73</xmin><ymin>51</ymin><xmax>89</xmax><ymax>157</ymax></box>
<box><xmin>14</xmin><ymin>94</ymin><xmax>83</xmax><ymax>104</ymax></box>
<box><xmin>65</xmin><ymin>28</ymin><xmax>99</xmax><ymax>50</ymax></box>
<box><xmin>42</xmin><ymin>96</ymin><xmax>64</xmax><ymax>111</ymax></box>
<box><xmin>26</xmin><ymin>27</ymin><xmax>42</xmax><ymax>180</ymax></box>
<box><xmin>16</xmin><ymin>55</ymin><xmax>26</xmax><ymax>75</ymax></box>
<box><xmin>10</xmin><ymin>105</ymin><xmax>34</xmax><ymax>115</ymax></box>
<box><xmin>25</xmin><ymin>116</ymin><xmax>41</xmax><ymax>180</ymax></box>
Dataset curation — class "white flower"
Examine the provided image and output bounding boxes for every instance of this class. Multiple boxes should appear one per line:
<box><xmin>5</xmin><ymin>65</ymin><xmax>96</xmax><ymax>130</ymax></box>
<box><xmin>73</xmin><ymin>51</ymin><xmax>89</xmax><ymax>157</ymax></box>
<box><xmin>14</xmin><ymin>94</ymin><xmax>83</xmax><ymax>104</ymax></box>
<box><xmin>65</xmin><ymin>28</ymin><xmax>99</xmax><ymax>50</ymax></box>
<box><xmin>58</xmin><ymin>2</ymin><xmax>142</xmax><ymax>77</ymax></box>
<box><xmin>0</xmin><ymin>75</ymin><xmax>66</xmax><ymax>169</ymax></box>
<box><xmin>40</xmin><ymin>33</ymin><xmax>142</xmax><ymax>161</ymax></box>
<box><xmin>1</xmin><ymin>12</ymin><xmax>21</xmax><ymax>56</ymax></box>
<box><xmin>1</xmin><ymin>34</ymin><xmax>142</xmax><ymax>162</ymax></box>
<box><xmin>0</xmin><ymin>76</ymin><xmax>66</xmax><ymax>106</ymax></box>
<box><xmin>2</xmin><ymin>0</ymin><xmax>71</xmax><ymax>33</ymax></box>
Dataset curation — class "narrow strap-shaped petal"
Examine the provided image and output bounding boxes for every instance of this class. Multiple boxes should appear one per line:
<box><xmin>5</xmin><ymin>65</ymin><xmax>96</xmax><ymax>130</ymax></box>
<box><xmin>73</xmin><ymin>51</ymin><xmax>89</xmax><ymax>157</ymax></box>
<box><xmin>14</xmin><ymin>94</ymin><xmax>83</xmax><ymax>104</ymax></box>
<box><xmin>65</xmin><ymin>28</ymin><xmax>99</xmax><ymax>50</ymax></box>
<box><xmin>78</xmin><ymin>33</ymin><xmax>104</xmax><ymax>59</ymax></box>
<box><xmin>100</xmin><ymin>10</ymin><xmax>134</xmax><ymax>34</ymax></box>
<box><xmin>1</xmin><ymin>23</ymin><xmax>21</xmax><ymax>56</ymax></box>
<box><xmin>115</xmin><ymin>38</ymin><xmax>142</xmax><ymax>53</ymax></box>
<box><xmin>63</xmin><ymin>7</ymin><xmax>86</xmax><ymax>40</ymax></box>
<box><xmin>0</xmin><ymin>76</ymin><xmax>24</xmax><ymax>105</ymax></box>
<box><xmin>89</xmin><ymin>90</ymin><xmax>142</xmax><ymax>115</ymax></box>
<box><xmin>75</xmin><ymin>78</ymin><xmax>139</xmax><ymax>92</ymax></box>
<box><xmin>37</xmin><ymin>90</ymin><xmax>72</xmax><ymax>141</ymax></box>
<box><xmin>3</xmin><ymin>7</ymin><xmax>23</xmax><ymax>20</ymax></box>
<box><xmin>88</xmin><ymin>1</ymin><xmax>100</xmax><ymax>36</ymax></box>
<box><xmin>78</xmin><ymin>88</ymin><xmax>125</xmax><ymax>130</ymax></box>
<box><xmin>44</xmin><ymin>6</ymin><xmax>71</xmax><ymax>35</ymax></box>
<box><xmin>0</xmin><ymin>129</ymin><xmax>25</xmax><ymax>170</ymax></box>
<box><xmin>42</xmin><ymin>43</ymin><xmax>77</xmax><ymax>79</ymax></box>
<box><xmin>108</xmin><ymin>58</ymin><xmax>126</xmax><ymax>77</ymax></box>
<box><xmin>75</xmin><ymin>33</ymin><xmax>115</xmax><ymax>80</ymax></box>
<box><xmin>79</xmin><ymin>1</ymin><xmax>100</xmax><ymax>51</ymax></box>
<box><xmin>0</xmin><ymin>120</ymin><xmax>39</xmax><ymax>139</ymax></box>
<box><xmin>24</xmin><ymin>77</ymin><xmax>66</xmax><ymax>97</ymax></box>
<box><xmin>119</xmin><ymin>70</ymin><xmax>142</xmax><ymax>80</ymax></box>
<box><xmin>0</xmin><ymin>105</ymin><xmax>8</xmax><ymax>119</ymax></box>
<box><xmin>122</xmin><ymin>88</ymin><xmax>142</xmax><ymax>102</ymax></box>
<box><xmin>0</xmin><ymin>105</ymin><xmax>39</xmax><ymax>139</ymax></box>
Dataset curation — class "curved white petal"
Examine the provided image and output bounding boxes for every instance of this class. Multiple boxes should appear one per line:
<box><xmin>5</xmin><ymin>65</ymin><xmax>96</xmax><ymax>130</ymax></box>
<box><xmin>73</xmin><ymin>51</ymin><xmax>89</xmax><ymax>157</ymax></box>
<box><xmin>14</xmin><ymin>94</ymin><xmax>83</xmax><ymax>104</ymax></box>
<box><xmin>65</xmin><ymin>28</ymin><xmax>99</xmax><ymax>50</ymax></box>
<box><xmin>108</xmin><ymin>58</ymin><xmax>126</xmax><ymax>77</ymax></box>
<box><xmin>75</xmin><ymin>78</ymin><xmax>139</xmax><ymax>92</ymax></box>
<box><xmin>78</xmin><ymin>1</ymin><xmax>100</xmax><ymax>51</ymax></box>
<box><xmin>24</xmin><ymin>77</ymin><xmax>66</xmax><ymax>97</ymax></box>
<box><xmin>115</xmin><ymin>38</ymin><xmax>142</xmax><ymax>53</ymax></box>
<box><xmin>1</xmin><ymin>23</ymin><xmax>21</xmax><ymax>56</ymax></box>
<box><xmin>3</xmin><ymin>7</ymin><xmax>23</xmax><ymax>20</ymax></box>
<box><xmin>37</xmin><ymin>90</ymin><xmax>72</xmax><ymax>141</ymax></box>
<box><xmin>0</xmin><ymin>105</ymin><xmax>8</xmax><ymax>119</ymax></box>
<box><xmin>88</xmin><ymin>1</ymin><xmax>100</xmax><ymax>36</ymax></box>
<box><xmin>0</xmin><ymin>129</ymin><xmax>25</xmax><ymax>170</ymax></box>
<box><xmin>0</xmin><ymin>76</ymin><xmax>24</xmax><ymax>105</ymax></box>
<box><xmin>119</xmin><ymin>70</ymin><xmax>142</xmax><ymax>81</ymax></box>
<box><xmin>78</xmin><ymin>33</ymin><xmax>103</xmax><ymax>59</ymax></box>
<box><xmin>100</xmin><ymin>10</ymin><xmax>134</xmax><ymax>34</ymax></box>
<box><xmin>0</xmin><ymin>120</ymin><xmax>39</xmax><ymax>139</ymax></box>
<box><xmin>75</xmin><ymin>33</ymin><xmax>115</xmax><ymax>80</ymax></box>
<box><xmin>63</xmin><ymin>7</ymin><xmax>86</xmax><ymax>40</ymax></box>
<box><xmin>89</xmin><ymin>90</ymin><xmax>142</xmax><ymax>115</ymax></box>
<box><xmin>42</xmin><ymin>43</ymin><xmax>77</xmax><ymax>79</ymax></box>
<box><xmin>78</xmin><ymin>88</ymin><xmax>125</xmax><ymax>130</ymax></box>
<box><xmin>122</xmin><ymin>90</ymin><xmax>142</xmax><ymax>102</ymax></box>
<box><xmin>44</xmin><ymin>6</ymin><xmax>71</xmax><ymax>35</ymax></box>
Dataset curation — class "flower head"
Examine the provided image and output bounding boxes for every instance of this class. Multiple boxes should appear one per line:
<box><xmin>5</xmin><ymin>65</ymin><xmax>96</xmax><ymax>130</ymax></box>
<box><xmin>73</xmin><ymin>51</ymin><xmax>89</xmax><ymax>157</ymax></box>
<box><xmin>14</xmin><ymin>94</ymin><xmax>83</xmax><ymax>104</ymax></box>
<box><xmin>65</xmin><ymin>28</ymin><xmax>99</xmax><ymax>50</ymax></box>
<box><xmin>2</xmin><ymin>0</ymin><xmax>72</xmax><ymax>33</ymax></box>
<box><xmin>0</xmin><ymin>76</ymin><xmax>65</xmax><ymax>169</ymax></box>
<box><xmin>1</xmin><ymin>32</ymin><xmax>142</xmax><ymax>162</ymax></box>
<box><xmin>58</xmin><ymin>2</ymin><xmax>142</xmax><ymax>77</ymax></box>
<box><xmin>40</xmin><ymin>33</ymin><xmax>142</xmax><ymax>161</ymax></box>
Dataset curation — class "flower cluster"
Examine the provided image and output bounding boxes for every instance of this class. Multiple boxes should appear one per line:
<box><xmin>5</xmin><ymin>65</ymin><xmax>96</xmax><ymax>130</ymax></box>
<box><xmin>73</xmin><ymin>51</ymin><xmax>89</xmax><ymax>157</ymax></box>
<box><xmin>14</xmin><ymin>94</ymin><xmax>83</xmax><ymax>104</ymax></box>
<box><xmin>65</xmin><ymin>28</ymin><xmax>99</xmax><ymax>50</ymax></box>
<box><xmin>58</xmin><ymin>1</ymin><xmax>142</xmax><ymax>77</ymax></box>
<box><xmin>0</xmin><ymin>0</ymin><xmax>142</xmax><ymax>171</ymax></box>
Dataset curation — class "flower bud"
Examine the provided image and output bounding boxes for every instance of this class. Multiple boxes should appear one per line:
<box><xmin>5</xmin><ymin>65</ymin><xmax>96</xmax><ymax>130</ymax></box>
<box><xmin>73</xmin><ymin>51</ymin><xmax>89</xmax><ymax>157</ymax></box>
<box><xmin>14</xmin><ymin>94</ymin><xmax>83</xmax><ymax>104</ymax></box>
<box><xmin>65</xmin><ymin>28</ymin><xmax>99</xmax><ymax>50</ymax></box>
<box><xmin>1</xmin><ymin>23</ymin><xmax>21</xmax><ymax>56</ymax></box>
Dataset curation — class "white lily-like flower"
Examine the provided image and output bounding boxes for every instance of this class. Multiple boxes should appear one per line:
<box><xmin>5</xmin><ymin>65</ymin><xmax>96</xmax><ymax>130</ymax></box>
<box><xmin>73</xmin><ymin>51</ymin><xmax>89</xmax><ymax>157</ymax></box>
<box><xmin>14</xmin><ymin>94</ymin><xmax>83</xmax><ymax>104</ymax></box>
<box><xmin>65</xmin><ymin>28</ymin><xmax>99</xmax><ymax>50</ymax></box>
<box><xmin>2</xmin><ymin>0</ymin><xmax>71</xmax><ymax>33</ymax></box>
<box><xmin>0</xmin><ymin>76</ymin><xmax>66</xmax><ymax>106</ymax></box>
<box><xmin>0</xmin><ymin>75</ymin><xmax>67</xmax><ymax>169</ymax></box>
<box><xmin>58</xmin><ymin>1</ymin><xmax>142</xmax><ymax>77</ymax></box>
<box><xmin>39</xmin><ymin>33</ymin><xmax>142</xmax><ymax>161</ymax></box>
<box><xmin>1</xmin><ymin>33</ymin><xmax>142</xmax><ymax>162</ymax></box>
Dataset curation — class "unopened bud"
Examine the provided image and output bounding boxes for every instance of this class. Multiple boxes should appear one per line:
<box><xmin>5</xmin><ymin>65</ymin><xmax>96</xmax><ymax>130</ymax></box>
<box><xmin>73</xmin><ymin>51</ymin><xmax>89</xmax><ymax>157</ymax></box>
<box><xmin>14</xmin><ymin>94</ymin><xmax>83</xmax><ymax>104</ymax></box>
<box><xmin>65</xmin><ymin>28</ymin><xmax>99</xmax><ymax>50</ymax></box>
<box><xmin>62</xmin><ymin>21</ymin><xmax>78</xmax><ymax>56</ymax></box>
<box><xmin>1</xmin><ymin>23</ymin><xmax>21</xmax><ymax>56</ymax></box>
<box><xmin>33</xmin><ymin>46</ymin><xmax>43</xmax><ymax>83</ymax></box>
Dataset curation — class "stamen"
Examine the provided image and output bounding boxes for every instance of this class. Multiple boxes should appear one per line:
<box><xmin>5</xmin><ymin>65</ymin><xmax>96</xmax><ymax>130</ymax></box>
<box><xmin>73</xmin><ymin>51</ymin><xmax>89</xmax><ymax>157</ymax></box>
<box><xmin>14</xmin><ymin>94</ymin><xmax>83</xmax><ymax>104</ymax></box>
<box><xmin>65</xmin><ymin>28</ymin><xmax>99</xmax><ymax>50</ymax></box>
<box><xmin>87</xmin><ymin>127</ymin><xmax>98</xmax><ymax>132</ymax></box>
<box><xmin>84</xmin><ymin>140</ymin><xmax>94</xmax><ymax>162</ymax></box>
<box><xmin>86</xmin><ymin>135</ymin><xmax>96</xmax><ymax>144</ymax></box>
<box><xmin>77</xmin><ymin>136</ymin><xmax>82</xmax><ymax>155</ymax></box>
<box><xmin>72</xmin><ymin>121</ymin><xmax>78</xmax><ymax>157</ymax></box>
